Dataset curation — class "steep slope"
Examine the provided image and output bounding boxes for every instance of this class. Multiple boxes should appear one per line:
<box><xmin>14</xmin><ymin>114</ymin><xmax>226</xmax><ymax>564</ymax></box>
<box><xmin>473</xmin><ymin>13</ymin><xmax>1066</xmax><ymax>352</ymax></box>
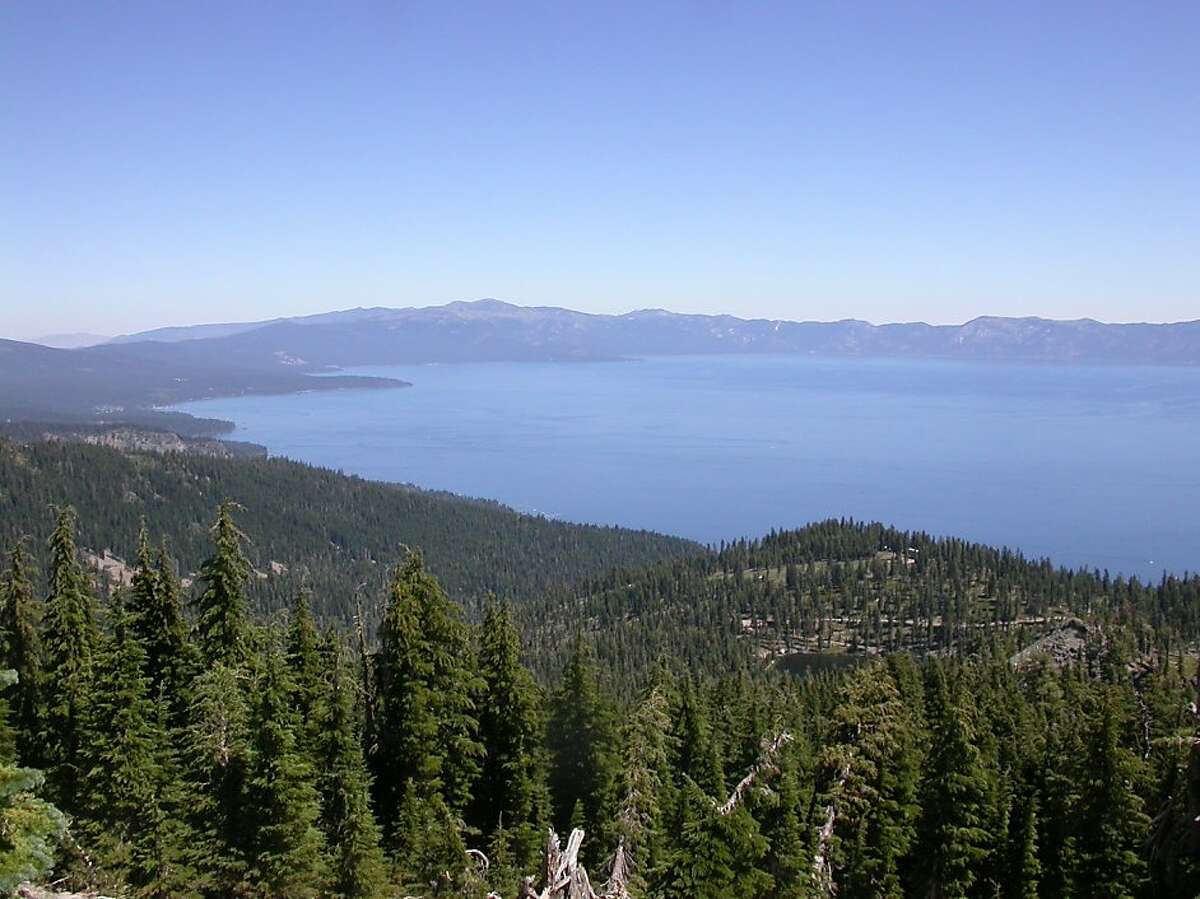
<box><xmin>0</xmin><ymin>439</ymin><xmax>698</xmax><ymax>626</ymax></box>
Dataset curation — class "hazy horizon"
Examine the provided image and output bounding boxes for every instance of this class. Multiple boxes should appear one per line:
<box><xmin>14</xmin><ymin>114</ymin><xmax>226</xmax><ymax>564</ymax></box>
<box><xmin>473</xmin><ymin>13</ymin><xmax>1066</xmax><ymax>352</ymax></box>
<box><xmin>14</xmin><ymin>297</ymin><xmax>1200</xmax><ymax>345</ymax></box>
<box><xmin>4</xmin><ymin>3</ymin><xmax>1197</xmax><ymax>337</ymax></box>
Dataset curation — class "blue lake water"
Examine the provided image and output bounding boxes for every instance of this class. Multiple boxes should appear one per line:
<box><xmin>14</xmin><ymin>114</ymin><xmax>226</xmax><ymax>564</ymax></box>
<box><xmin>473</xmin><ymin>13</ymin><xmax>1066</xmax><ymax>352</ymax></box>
<box><xmin>174</xmin><ymin>355</ymin><xmax>1200</xmax><ymax>579</ymax></box>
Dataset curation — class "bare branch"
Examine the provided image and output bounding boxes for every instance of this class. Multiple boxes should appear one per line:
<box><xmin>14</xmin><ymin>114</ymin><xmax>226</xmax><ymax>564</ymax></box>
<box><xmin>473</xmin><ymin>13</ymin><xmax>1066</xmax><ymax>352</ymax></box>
<box><xmin>716</xmin><ymin>731</ymin><xmax>793</xmax><ymax>816</ymax></box>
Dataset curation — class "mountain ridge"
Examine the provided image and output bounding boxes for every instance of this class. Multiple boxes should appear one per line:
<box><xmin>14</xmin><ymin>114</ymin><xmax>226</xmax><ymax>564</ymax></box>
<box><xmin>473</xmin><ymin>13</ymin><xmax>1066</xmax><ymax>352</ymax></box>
<box><xmin>101</xmin><ymin>298</ymin><xmax>1200</xmax><ymax>367</ymax></box>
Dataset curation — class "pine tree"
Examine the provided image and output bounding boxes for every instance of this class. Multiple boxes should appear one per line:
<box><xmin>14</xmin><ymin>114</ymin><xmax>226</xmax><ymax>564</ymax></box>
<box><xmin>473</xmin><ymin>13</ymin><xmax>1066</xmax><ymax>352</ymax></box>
<box><xmin>758</xmin><ymin>751</ymin><xmax>810</xmax><ymax>899</ymax></box>
<box><xmin>392</xmin><ymin>780</ymin><xmax>471</xmax><ymax>897</ymax></box>
<box><xmin>0</xmin><ymin>669</ymin><xmax>65</xmax><ymax>894</ymax></box>
<box><xmin>193</xmin><ymin>503</ymin><xmax>253</xmax><ymax>667</ymax></box>
<box><xmin>614</xmin><ymin>671</ymin><xmax>677</xmax><ymax>886</ymax></box>
<box><xmin>183</xmin><ymin>662</ymin><xmax>253</xmax><ymax>897</ymax></box>
<box><xmin>372</xmin><ymin>552</ymin><xmax>482</xmax><ymax>835</ymax></box>
<box><xmin>79</xmin><ymin>600</ymin><xmax>193</xmax><ymax>897</ymax></box>
<box><xmin>127</xmin><ymin>526</ymin><xmax>191</xmax><ymax>697</ymax></box>
<box><xmin>673</xmin><ymin>676</ymin><xmax>724</xmax><ymax>796</ymax></box>
<box><xmin>41</xmin><ymin>506</ymin><xmax>98</xmax><ymax>810</ymax></box>
<box><xmin>813</xmin><ymin>662</ymin><xmax>921</xmax><ymax>898</ymax></box>
<box><xmin>1006</xmin><ymin>793</ymin><xmax>1040</xmax><ymax>899</ymax></box>
<box><xmin>546</xmin><ymin>636</ymin><xmax>619</xmax><ymax>859</ymax></box>
<box><xmin>286</xmin><ymin>588</ymin><xmax>326</xmax><ymax>752</ymax></box>
<box><xmin>242</xmin><ymin>647</ymin><xmax>327</xmax><ymax>898</ymax></box>
<box><xmin>1074</xmin><ymin>692</ymin><xmax>1148</xmax><ymax>899</ymax></box>
<box><xmin>0</xmin><ymin>542</ymin><xmax>43</xmax><ymax>765</ymax></box>
<box><xmin>471</xmin><ymin>598</ymin><xmax>543</xmax><ymax>858</ymax></box>
<box><xmin>651</xmin><ymin>777</ymin><xmax>772</xmax><ymax>899</ymax></box>
<box><xmin>316</xmin><ymin>647</ymin><xmax>387</xmax><ymax>899</ymax></box>
<box><xmin>909</xmin><ymin>663</ymin><xmax>991</xmax><ymax>899</ymax></box>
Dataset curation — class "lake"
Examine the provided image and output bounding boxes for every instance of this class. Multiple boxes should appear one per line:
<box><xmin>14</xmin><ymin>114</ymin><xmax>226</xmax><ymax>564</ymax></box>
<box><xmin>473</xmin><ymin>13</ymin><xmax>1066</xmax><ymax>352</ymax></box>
<box><xmin>174</xmin><ymin>355</ymin><xmax>1200</xmax><ymax>579</ymax></box>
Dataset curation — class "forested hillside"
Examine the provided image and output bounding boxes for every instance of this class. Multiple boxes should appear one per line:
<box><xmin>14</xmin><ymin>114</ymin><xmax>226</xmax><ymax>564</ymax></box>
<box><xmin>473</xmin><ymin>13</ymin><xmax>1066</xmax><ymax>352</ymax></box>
<box><xmin>522</xmin><ymin>520</ymin><xmax>1200</xmax><ymax>693</ymax></box>
<box><xmin>0</xmin><ymin>503</ymin><xmax>1197</xmax><ymax>897</ymax></box>
<box><xmin>0</xmin><ymin>439</ymin><xmax>697</xmax><ymax>627</ymax></box>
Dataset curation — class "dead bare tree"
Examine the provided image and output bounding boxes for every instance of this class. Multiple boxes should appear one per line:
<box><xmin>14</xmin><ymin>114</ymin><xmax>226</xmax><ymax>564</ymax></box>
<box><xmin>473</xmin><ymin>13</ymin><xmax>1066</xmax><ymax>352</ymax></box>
<box><xmin>514</xmin><ymin>730</ymin><xmax>792</xmax><ymax>899</ymax></box>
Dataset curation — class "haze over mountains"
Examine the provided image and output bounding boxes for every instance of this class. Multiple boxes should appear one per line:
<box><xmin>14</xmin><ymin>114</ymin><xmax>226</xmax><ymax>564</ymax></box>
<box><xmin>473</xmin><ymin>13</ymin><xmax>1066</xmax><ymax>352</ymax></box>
<box><xmin>4</xmin><ymin>299</ymin><xmax>1200</xmax><ymax>428</ymax></box>
<box><xmin>110</xmin><ymin>299</ymin><xmax>1200</xmax><ymax>365</ymax></box>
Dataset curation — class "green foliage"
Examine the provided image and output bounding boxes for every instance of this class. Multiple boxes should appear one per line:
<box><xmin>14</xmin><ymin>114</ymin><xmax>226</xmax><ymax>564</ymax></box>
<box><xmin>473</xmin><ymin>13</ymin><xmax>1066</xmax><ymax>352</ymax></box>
<box><xmin>371</xmin><ymin>553</ymin><xmax>483</xmax><ymax>836</ymax></box>
<box><xmin>0</xmin><ymin>438</ymin><xmax>696</xmax><ymax>629</ymax></box>
<box><xmin>316</xmin><ymin>648</ymin><xmax>388</xmax><ymax>899</ymax></box>
<box><xmin>909</xmin><ymin>663</ymin><xmax>992</xmax><ymax>899</ymax></box>
<box><xmin>471</xmin><ymin>599</ymin><xmax>544</xmax><ymax>861</ymax></box>
<box><xmin>78</xmin><ymin>602</ymin><xmax>193</xmax><ymax>896</ymax></box>
<box><xmin>0</xmin><ymin>544</ymin><xmax>42</xmax><ymax>765</ymax></box>
<box><xmin>651</xmin><ymin>777</ymin><xmax>772</xmax><ymax>899</ymax></box>
<box><xmin>0</xmin><ymin>670</ymin><xmax>64</xmax><ymax>894</ymax></box>
<box><xmin>547</xmin><ymin>637</ymin><xmax>619</xmax><ymax>860</ymax></box>
<box><xmin>3</xmin><ymin>450</ymin><xmax>1200</xmax><ymax>897</ymax></box>
<box><xmin>41</xmin><ymin>506</ymin><xmax>98</xmax><ymax>811</ymax></box>
<box><xmin>193</xmin><ymin>503</ymin><xmax>253</xmax><ymax>666</ymax></box>
<box><xmin>127</xmin><ymin>525</ymin><xmax>193</xmax><ymax>699</ymax></box>
<box><xmin>241</xmin><ymin>647</ymin><xmax>327</xmax><ymax>898</ymax></box>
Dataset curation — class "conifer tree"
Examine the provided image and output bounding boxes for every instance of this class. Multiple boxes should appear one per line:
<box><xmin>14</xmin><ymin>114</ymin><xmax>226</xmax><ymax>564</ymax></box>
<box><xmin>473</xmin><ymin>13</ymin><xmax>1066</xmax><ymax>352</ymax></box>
<box><xmin>909</xmin><ymin>663</ymin><xmax>991</xmax><ymax>899</ymax></box>
<box><xmin>41</xmin><ymin>506</ymin><xmax>98</xmax><ymax>810</ymax></box>
<box><xmin>1074</xmin><ymin>693</ymin><xmax>1149</xmax><ymax>899</ymax></box>
<box><xmin>651</xmin><ymin>777</ymin><xmax>772</xmax><ymax>899</ymax></box>
<box><xmin>193</xmin><ymin>503</ymin><xmax>253</xmax><ymax>667</ymax></box>
<box><xmin>615</xmin><ymin>670</ymin><xmax>677</xmax><ymax>885</ymax></box>
<box><xmin>79</xmin><ymin>600</ymin><xmax>192</xmax><ymax>897</ymax></box>
<box><xmin>0</xmin><ymin>669</ymin><xmax>64</xmax><ymax>894</ymax></box>
<box><xmin>127</xmin><ymin>526</ymin><xmax>191</xmax><ymax>697</ymax></box>
<box><xmin>316</xmin><ymin>647</ymin><xmax>387</xmax><ymax>899</ymax></box>
<box><xmin>0</xmin><ymin>542</ymin><xmax>43</xmax><ymax>764</ymax></box>
<box><xmin>673</xmin><ymin>676</ymin><xmax>725</xmax><ymax>796</ymax></box>
<box><xmin>758</xmin><ymin>755</ymin><xmax>809</xmax><ymax>899</ymax></box>
<box><xmin>372</xmin><ymin>552</ymin><xmax>482</xmax><ymax>834</ymax></box>
<box><xmin>242</xmin><ymin>647</ymin><xmax>327</xmax><ymax>898</ymax></box>
<box><xmin>813</xmin><ymin>662</ymin><xmax>920</xmax><ymax>898</ymax></box>
<box><xmin>286</xmin><ymin>588</ymin><xmax>326</xmax><ymax>752</ymax></box>
<box><xmin>1007</xmin><ymin>793</ymin><xmax>1041</xmax><ymax>899</ymax></box>
<box><xmin>471</xmin><ymin>598</ymin><xmax>543</xmax><ymax>858</ymax></box>
<box><xmin>546</xmin><ymin>636</ymin><xmax>619</xmax><ymax>858</ymax></box>
<box><xmin>392</xmin><ymin>781</ymin><xmax>471</xmax><ymax>897</ymax></box>
<box><xmin>183</xmin><ymin>662</ymin><xmax>253</xmax><ymax>897</ymax></box>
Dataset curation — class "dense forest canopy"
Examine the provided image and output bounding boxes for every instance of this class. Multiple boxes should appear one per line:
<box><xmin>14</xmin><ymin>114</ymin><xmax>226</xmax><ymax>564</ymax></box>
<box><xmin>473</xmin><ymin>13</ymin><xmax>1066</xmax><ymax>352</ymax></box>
<box><xmin>0</xmin><ymin>437</ymin><xmax>1197</xmax><ymax>896</ymax></box>
<box><xmin>0</xmin><ymin>439</ymin><xmax>697</xmax><ymax>629</ymax></box>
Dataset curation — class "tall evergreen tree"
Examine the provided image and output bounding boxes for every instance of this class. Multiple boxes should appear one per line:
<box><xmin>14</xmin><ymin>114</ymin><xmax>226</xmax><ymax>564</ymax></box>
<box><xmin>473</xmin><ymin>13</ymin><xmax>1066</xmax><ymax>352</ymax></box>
<box><xmin>813</xmin><ymin>662</ymin><xmax>921</xmax><ymax>899</ymax></box>
<box><xmin>316</xmin><ymin>647</ymin><xmax>387</xmax><ymax>899</ymax></box>
<box><xmin>286</xmin><ymin>588</ymin><xmax>326</xmax><ymax>752</ymax></box>
<box><xmin>651</xmin><ymin>777</ymin><xmax>772</xmax><ymax>899</ymax></box>
<box><xmin>371</xmin><ymin>552</ymin><xmax>482</xmax><ymax>835</ymax></box>
<box><xmin>471</xmin><ymin>598</ymin><xmax>543</xmax><ymax>858</ymax></box>
<box><xmin>183</xmin><ymin>662</ymin><xmax>253</xmax><ymax>897</ymax></box>
<box><xmin>242</xmin><ymin>647</ymin><xmax>327</xmax><ymax>898</ymax></box>
<box><xmin>0</xmin><ymin>542</ymin><xmax>43</xmax><ymax>765</ymax></box>
<box><xmin>909</xmin><ymin>663</ymin><xmax>991</xmax><ymax>899</ymax></box>
<box><xmin>127</xmin><ymin>526</ymin><xmax>191</xmax><ymax>696</ymax></box>
<box><xmin>615</xmin><ymin>669</ymin><xmax>677</xmax><ymax>885</ymax></box>
<box><xmin>546</xmin><ymin>636</ymin><xmax>619</xmax><ymax>859</ymax></box>
<box><xmin>672</xmin><ymin>676</ymin><xmax>725</xmax><ymax>796</ymax></box>
<box><xmin>0</xmin><ymin>669</ymin><xmax>64</xmax><ymax>894</ymax></box>
<box><xmin>1074</xmin><ymin>692</ymin><xmax>1149</xmax><ymax>899</ymax></box>
<box><xmin>41</xmin><ymin>506</ymin><xmax>98</xmax><ymax>809</ymax></box>
<box><xmin>193</xmin><ymin>503</ymin><xmax>253</xmax><ymax>667</ymax></box>
<box><xmin>79</xmin><ymin>600</ymin><xmax>193</xmax><ymax>897</ymax></box>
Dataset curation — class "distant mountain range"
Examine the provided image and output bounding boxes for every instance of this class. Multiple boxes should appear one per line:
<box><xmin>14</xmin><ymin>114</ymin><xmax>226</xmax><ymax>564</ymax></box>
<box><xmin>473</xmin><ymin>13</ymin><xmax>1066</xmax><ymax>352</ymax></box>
<box><xmin>5</xmin><ymin>300</ymin><xmax>1200</xmax><ymax>428</ymax></box>
<box><xmin>109</xmin><ymin>298</ymin><xmax>1200</xmax><ymax>366</ymax></box>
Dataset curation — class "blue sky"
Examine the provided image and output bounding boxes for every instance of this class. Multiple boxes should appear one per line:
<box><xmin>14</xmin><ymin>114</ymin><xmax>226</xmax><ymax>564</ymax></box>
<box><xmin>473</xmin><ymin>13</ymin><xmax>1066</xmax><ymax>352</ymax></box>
<box><xmin>2</xmin><ymin>1</ymin><xmax>1197</xmax><ymax>338</ymax></box>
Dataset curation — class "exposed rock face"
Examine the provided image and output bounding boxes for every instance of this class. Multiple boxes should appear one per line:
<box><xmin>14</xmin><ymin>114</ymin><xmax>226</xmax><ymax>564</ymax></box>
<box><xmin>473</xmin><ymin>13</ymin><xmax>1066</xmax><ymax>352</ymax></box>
<box><xmin>1010</xmin><ymin>617</ymin><xmax>1091</xmax><ymax>668</ymax></box>
<box><xmin>17</xmin><ymin>885</ymin><xmax>114</xmax><ymax>899</ymax></box>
